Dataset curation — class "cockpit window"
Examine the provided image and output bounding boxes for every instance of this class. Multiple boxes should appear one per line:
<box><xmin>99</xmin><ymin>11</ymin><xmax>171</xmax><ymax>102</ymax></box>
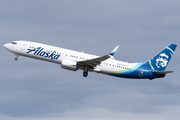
<box><xmin>11</xmin><ymin>42</ymin><xmax>17</xmax><ymax>44</ymax></box>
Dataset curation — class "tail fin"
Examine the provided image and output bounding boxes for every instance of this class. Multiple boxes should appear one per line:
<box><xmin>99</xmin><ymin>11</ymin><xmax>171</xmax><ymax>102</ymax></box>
<box><xmin>146</xmin><ymin>44</ymin><xmax>177</xmax><ymax>71</ymax></box>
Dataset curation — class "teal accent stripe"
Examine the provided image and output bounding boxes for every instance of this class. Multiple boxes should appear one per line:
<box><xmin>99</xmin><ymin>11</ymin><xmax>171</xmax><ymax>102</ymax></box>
<box><xmin>110</xmin><ymin>63</ymin><xmax>144</xmax><ymax>75</ymax></box>
<box><xmin>167</xmin><ymin>47</ymin><xmax>174</xmax><ymax>53</ymax></box>
<box><xmin>110</xmin><ymin>51</ymin><xmax>116</xmax><ymax>56</ymax></box>
<box><xmin>69</xmin><ymin>64</ymin><xmax>76</xmax><ymax>67</ymax></box>
<box><xmin>149</xmin><ymin>60</ymin><xmax>155</xmax><ymax>70</ymax></box>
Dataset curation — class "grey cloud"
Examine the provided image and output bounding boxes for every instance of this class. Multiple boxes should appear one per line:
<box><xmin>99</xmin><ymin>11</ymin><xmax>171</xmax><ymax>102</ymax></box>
<box><xmin>0</xmin><ymin>0</ymin><xmax>180</xmax><ymax>120</ymax></box>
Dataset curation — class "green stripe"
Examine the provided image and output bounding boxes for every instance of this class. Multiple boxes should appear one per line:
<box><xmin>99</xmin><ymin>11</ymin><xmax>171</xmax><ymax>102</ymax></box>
<box><xmin>111</xmin><ymin>69</ymin><xmax>127</xmax><ymax>74</ymax></box>
<box><xmin>149</xmin><ymin>60</ymin><xmax>155</xmax><ymax>70</ymax></box>
<box><xmin>111</xmin><ymin>64</ymin><xmax>136</xmax><ymax>74</ymax></box>
<box><xmin>167</xmin><ymin>47</ymin><xmax>174</xmax><ymax>53</ymax></box>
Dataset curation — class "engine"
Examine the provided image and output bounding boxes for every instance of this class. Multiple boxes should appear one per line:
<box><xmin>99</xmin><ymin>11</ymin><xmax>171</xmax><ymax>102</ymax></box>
<box><xmin>61</xmin><ymin>59</ymin><xmax>77</xmax><ymax>71</ymax></box>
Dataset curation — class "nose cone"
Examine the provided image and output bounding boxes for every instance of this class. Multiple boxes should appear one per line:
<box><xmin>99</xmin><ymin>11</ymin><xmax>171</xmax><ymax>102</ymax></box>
<box><xmin>4</xmin><ymin>43</ymin><xmax>10</xmax><ymax>50</ymax></box>
<box><xmin>4</xmin><ymin>44</ymin><xmax>8</xmax><ymax>48</ymax></box>
<box><xmin>4</xmin><ymin>44</ymin><xmax>9</xmax><ymax>49</ymax></box>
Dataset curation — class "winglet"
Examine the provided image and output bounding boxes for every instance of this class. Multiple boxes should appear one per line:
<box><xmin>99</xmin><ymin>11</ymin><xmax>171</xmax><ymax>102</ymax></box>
<box><xmin>110</xmin><ymin>46</ymin><xmax>119</xmax><ymax>56</ymax></box>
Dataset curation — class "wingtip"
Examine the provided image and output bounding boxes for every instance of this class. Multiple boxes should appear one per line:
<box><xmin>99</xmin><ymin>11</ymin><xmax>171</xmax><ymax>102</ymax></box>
<box><xmin>110</xmin><ymin>46</ymin><xmax>119</xmax><ymax>56</ymax></box>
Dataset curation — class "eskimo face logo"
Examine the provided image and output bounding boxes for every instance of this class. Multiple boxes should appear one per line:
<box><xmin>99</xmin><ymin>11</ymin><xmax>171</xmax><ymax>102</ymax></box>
<box><xmin>156</xmin><ymin>53</ymin><xmax>169</xmax><ymax>68</ymax></box>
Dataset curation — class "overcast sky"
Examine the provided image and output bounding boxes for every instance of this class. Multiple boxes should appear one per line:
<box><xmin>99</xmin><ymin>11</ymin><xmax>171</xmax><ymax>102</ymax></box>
<box><xmin>1</xmin><ymin>0</ymin><xmax>180</xmax><ymax>120</ymax></box>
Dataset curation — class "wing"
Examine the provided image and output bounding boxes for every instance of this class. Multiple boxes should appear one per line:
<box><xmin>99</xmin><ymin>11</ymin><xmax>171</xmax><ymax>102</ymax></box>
<box><xmin>77</xmin><ymin>54</ymin><xmax>110</xmax><ymax>69</ymax></box>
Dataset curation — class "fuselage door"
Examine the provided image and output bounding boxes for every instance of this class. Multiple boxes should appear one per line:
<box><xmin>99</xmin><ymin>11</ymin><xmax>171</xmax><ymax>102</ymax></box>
<box><xmin>21</xmin><ymin>42</ymin><xmax>27</xmax><ymax>50</ymax></box>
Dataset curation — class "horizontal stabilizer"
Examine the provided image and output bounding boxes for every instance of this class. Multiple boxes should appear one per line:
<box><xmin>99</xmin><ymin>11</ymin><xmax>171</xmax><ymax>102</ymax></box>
<box><xmin>153</xmin><ymin>71</ymin><xmax>174</xmax><ymax>75</ymax></box>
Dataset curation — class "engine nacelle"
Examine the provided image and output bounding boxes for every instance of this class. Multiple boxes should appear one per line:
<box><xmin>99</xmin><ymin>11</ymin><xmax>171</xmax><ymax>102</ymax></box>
<box><xmin>61</xmin><ymin>59</ymin><xmax>77</xmax><ymax>71</ymax></box>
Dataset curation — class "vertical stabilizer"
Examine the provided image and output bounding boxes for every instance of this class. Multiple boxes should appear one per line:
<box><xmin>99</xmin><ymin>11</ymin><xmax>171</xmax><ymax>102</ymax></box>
<box><xmin>146</xmin><ymin>44</ymin><xmax>177</xmax><ymax>71</ymax></box>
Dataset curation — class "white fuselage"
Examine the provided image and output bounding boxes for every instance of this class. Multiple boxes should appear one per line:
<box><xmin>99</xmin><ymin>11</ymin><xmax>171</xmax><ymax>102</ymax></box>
<box><xmin>4</xmin><ymin>41</ymin><xmax>138</xmax><ymax>76</ymax></box>
<box><xmin>4</xmin><ymin>41</ymin><xmax>176</xmax><ymax>79</ymax></box>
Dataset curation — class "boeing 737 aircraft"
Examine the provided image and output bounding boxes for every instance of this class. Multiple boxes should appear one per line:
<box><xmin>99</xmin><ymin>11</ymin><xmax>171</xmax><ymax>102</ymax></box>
<box><xmin>4</xmin><ymin>41</ymin><xmax>177</xmax><ymax>80</ymax></box>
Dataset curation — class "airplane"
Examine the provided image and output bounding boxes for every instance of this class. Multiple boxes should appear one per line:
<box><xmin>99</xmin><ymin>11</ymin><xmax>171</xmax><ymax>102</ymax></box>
<box><xmin>4</xmin><ymin>41</ymin><xmax>177</xmax><ymax>80</ymax></box>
